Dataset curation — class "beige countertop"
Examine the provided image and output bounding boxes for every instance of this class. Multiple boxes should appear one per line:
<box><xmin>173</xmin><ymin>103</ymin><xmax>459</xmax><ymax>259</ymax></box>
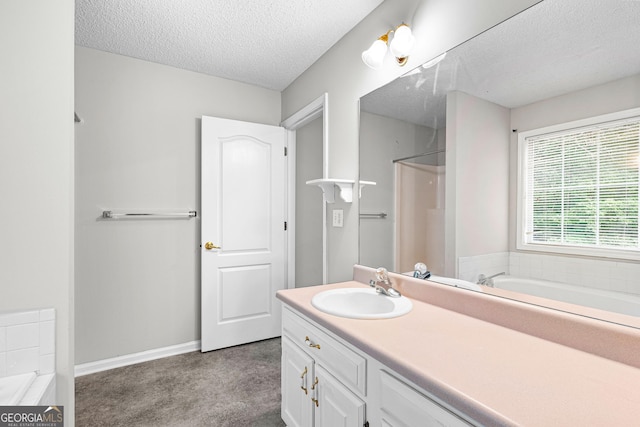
<box><xmin>277</xmin><ymin>280</ymin><xmax>640</xmax><ymax>426</ymax></box>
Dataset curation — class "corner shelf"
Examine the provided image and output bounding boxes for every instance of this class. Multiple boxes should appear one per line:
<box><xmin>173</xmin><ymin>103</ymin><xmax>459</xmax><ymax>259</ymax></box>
<box><xmin>306</xmin><ymin>179</ymin><xmax>376</xmax><ymax>203</ymax></box>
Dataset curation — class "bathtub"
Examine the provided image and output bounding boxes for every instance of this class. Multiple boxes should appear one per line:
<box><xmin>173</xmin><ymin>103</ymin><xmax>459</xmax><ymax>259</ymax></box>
<box><xmin>492</xmin><ymin>275</ymin><xmax>640</xmax><ymax>318</ymax></box>
<box><xmin>0</xmin><ymin>372</ymin><xmax>56</xmax><ymax>406</ymax></box>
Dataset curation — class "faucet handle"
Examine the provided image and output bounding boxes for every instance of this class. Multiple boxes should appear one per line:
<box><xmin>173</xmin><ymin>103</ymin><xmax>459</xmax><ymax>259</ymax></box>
<box><xmin>375</xmin><ymin>267</ymin><xmax>389</xmax><ymax>282</ymax></box>
<box><xmin>414</xmin><ymin>263</ymin><xmax>428</xmax><ymax>274</ymax></box>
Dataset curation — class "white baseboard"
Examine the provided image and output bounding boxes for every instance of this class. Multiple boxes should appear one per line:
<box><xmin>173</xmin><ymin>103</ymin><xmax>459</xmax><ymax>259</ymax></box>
<box><xmin>75</xmin><ymin>340</ymin><xmax>201</xmax><ymax>377</ymax></box>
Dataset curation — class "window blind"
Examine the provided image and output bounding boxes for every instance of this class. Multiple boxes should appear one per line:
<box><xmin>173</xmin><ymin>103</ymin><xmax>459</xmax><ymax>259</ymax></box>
<box><xmin>524</xmin><ymin>117</ymin><xmax>640</xmax><ymax>252</ymax></box>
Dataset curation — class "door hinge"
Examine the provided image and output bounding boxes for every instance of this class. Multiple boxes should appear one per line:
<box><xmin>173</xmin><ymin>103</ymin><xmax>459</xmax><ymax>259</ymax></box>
<box><xmin>284</xmin><ymin>221</ymin><xmax>288</xmax><ymax>231</ymax></box>
<box><xmin>364</xmin><ymin>422</ymin><xmax>369</xmax><ymax>427</ymax></box>
<box><xmin>284</xmin><ymin>146</ymin><xmax>288</xmax><ymax>156</ymax></box>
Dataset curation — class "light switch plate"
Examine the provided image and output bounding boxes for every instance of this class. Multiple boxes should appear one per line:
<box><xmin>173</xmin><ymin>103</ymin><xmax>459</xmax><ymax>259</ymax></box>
<box><xmin>332</xmin><ymin>209</ymin><xmax>343</xmax><ymax>227</ymax></box>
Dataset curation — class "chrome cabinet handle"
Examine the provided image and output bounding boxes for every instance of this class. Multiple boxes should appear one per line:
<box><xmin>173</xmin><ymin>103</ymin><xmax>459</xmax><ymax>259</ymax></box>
<box><xmin>304</xmin><ymin>336</ymin><xmax>320</xmax><ymax>350</ymax></box>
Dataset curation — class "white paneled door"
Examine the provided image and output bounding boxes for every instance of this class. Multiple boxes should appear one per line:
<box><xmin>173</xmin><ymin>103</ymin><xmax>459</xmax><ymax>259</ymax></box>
<box><xmin>201</xmin><ymin>116</ymin><xmax>287</xmax><ymax>352</ymax></box>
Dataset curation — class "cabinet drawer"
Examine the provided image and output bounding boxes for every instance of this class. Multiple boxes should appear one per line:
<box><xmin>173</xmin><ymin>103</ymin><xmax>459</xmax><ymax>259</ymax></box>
<box><xmin>283</xmin><ymin>307</ymin><xmax>367</xmax><ymax>396</ymax></box>
<box><xmin>379</xmin><ymin>370</ymin><xmax>473</xmax><ymax>426</ymax></box>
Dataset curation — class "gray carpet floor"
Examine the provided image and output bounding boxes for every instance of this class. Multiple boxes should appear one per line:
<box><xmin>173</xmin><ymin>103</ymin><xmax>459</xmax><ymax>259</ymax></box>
<box><xmin>75</xmin><ymin>338</ymin><xmax>286</xmax><ymax>427</ymax></box>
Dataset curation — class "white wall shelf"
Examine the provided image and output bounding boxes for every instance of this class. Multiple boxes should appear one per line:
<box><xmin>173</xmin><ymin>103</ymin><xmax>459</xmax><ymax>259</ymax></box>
<box><xmin>306</xmin><ymin>179</ymin><xmax>376</xmax><ymax>203</ymax></box>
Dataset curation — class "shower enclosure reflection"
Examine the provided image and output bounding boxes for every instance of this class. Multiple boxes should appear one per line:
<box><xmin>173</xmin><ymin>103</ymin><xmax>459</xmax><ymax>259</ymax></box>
<box><xmin>359</xmin><ymin>110</ymin><xmax>446</xmax><ymax>274</ymax></box>
<box><xmin>394</xmin><ymin>150</ymin><xmax>445</xmax><ymax>274</ymax></box>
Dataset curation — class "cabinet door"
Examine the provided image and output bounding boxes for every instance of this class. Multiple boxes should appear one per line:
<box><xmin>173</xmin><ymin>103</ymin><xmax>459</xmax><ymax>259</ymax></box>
<box><xmin>282</xmin><ymin>337</ymin><xmax>314</xmax><ymax>427</ymax></box>
<box><xmin>314</xmin><ymin>365</ymin><xmax>366</xmax><ymax>427</ymax></box>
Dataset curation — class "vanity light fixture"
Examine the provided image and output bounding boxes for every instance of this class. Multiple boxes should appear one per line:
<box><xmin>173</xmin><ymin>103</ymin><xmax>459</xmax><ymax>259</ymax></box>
<box><xmin>362</xmin><ymin>23</ymin><xmax>416</xmax><ymax>69</ymax></box>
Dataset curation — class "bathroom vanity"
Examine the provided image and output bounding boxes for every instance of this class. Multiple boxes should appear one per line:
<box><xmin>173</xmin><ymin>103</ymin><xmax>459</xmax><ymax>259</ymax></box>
<box><xmin>276</xmin><ymin>265</ymin><xmax>640</xmax><ymax>426</ymax></box>
<box><xmin>281</xmin><ymin>303</ymin><xmax>471</xmax><ymax>426</ymax></box>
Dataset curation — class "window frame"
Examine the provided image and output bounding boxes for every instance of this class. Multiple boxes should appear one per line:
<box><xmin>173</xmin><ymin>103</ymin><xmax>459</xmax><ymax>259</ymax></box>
<box><xmin>516</xmin><ymin>107</ymin><xmax>640</xmax><ymax>261</ymax></box>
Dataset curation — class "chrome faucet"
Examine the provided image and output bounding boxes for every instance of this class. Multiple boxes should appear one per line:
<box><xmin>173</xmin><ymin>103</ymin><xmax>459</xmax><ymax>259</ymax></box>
<box><xmin>476</xmin><ymin>272</ymin><xmax>506</xmax><ymax>287</ymax></box>
<box><xmin>369</xmin><ymin>267</ymin><xmax>401</xmax><ymax>298</ymax></box>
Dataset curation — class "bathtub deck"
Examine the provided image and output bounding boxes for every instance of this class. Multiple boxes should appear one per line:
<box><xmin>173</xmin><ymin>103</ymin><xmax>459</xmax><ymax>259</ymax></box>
<box><xmin>0</xmin><ymin>373</ymin><xmax>55</xmax><ymax>406</ymax></box>
<box><xmin>487</xmin><ymin>275</ymin><xmax>640</xmax><ymax>327</ymax></box>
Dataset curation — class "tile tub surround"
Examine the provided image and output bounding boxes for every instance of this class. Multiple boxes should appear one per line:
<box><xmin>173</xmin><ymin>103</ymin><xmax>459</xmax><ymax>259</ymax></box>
<box><xmin>0</xmin><ymin>309</ymin><xmax>55</xmax><ymax>378</ymax></box>
<box><xmin>0</xmin><ymin>308</ymin><xmax>56</xmax><ymax>377</ymax></box>
<box><xmin>0</xmin><ymin>309</ymin><xmax>57</xmax><ymax>405</ymax></box>
<box><xmin>278</xmin><ymin>269</ymin><xmax>640</xmax><ymax>425</ymax></box>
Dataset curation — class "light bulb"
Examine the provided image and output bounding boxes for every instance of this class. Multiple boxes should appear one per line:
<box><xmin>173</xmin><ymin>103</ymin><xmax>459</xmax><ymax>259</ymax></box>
<box><xmin>390</xmin><ymin>24</ymin><xmax>416</xmax><ymax>65</ymax></box>
<box><xmin>362</xmin><ymin>34</ymin><xmax>389</xmax><ymax>70</ymax></box>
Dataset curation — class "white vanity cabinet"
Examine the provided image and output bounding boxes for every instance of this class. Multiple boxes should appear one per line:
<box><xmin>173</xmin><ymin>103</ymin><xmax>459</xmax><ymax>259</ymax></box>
<box><xmin>281</xmin><ymin>307</ymin><xmax>366</xmax><ymax>427</ymax></box>
<box><xmin>281</xmin><ymin>305</ymin><xmax>475</xmax><ymax>427</ymax></box>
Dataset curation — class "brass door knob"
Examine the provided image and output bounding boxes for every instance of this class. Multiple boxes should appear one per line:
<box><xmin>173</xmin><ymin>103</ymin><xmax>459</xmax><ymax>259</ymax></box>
<box><xmin>204</xmin><ymin>242</ymin><xmax>221</xmax><ymax>250</ymax></box>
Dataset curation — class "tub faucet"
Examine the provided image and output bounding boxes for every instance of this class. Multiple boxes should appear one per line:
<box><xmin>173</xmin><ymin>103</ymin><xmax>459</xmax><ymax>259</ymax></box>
<box><xmin>477</xmin><ymin>272</ymin><xmax>505</xmax><ymax>287</ymax></box>
<box><xmin>369</xmin><ymin>267</ymin><xmax>401</xmax><ymax>298</ymax></box>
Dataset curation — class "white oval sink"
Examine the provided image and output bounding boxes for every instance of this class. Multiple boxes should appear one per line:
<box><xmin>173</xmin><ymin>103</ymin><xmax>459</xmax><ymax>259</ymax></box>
<box><xmin>311</xmin><ymin>288</ymin><xmax>413</xmax><ymax>319</ymax></box>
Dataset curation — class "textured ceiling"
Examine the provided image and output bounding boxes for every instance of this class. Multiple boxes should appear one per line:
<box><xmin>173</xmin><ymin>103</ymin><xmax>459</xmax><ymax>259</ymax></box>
<box><xmin>361</xmin><ymin>0</ymin><xmax>640</xmax><ymax>129</ymax></box>
<box><xmin>75</xmin><ymin>0</ymin><xmax>383</xmax><ymax>91</ymax></box>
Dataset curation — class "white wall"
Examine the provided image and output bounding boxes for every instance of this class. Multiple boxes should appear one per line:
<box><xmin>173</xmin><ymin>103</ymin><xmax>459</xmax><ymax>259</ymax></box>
<box><xmin>445</xmin><ymin>91</ymin><xmax>510</xmax><ymax>276</ymax></box>
<box><xmin>75</xmin><ymin>47</ymin><xmax>281</xmax><ymax>363</ymax></box>
<box><xmin>0</xmin><ymin>1</ymin><xmax>75</xmax><ymax>421</ymax></box>
<box><xmin>295</xmin><ymin>117</ymin><xmax>324</xmax><ymax>287</ymax></box>
<box><xmin>282</xmin><ymin>0</ymin><xmax>541</xmax><ymax>282</ymax></box>
<box><xmin>509</xmin><ymin>74</ymin><xmax>640</xmax><ymax>252</ymax></box>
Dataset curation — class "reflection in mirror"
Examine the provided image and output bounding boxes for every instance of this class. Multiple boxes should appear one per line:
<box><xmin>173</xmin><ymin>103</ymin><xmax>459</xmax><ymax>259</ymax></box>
<box><xmin>359</xmin><ymin>0</ymin><xmax>640</xmax><ymax>327</ymax></box>
<box><xmin>359</xmin><ymin>100</ymin><xmax>446</xmax><ymax>275</ymax></box>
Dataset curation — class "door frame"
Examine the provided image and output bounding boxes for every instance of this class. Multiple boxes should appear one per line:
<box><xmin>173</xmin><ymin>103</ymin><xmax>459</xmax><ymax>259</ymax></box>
<box><xmin>281</xmin><ymin>93</ymin><xmax>329</xmax><ymax>286</ymax></box>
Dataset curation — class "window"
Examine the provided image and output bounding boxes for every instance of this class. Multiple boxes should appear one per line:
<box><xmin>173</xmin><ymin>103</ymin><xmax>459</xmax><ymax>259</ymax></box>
<box><xmin>517</xmin><ymin>109</ymin><xmax>640</xmax><ymax>260</ymax></box>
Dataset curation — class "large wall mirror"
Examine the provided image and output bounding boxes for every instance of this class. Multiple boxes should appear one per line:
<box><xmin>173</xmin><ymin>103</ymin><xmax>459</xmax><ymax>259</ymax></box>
<box><xmin>359</xmin><ymin>0</ymin><xmax>640</xmax><ymax>328</ymax></box>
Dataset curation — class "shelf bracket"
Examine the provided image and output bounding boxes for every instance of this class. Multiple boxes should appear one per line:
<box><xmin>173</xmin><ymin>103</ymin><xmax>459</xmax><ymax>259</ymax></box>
<box><xmin>305</xmin><ymin>179</ymin><xmax>351</xmax><ymax>203</ymax></box>
<box><xmin>305</xmin><ymin>179</ymin><xmax>377</xmax><ymax>203</ymax></box>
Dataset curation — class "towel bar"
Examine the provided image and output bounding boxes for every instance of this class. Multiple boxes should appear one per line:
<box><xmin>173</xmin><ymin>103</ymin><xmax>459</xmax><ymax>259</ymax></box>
<box><xmin>102</xmin><ymin>210</ymin><xmax>197</xmax><ymax>219</ymax></box>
